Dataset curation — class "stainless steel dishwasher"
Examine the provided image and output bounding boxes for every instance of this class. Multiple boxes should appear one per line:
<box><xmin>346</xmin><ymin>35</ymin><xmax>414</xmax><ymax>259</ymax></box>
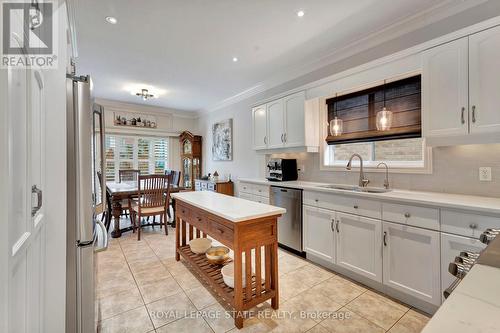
<box><xmin>270</xmin><ymin>186</ymin><xmax>303</xmax><ymax>254</ymax></box>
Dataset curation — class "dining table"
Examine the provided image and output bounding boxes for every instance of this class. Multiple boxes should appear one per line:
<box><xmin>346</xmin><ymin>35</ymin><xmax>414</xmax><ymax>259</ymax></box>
<box><xmin>106</xmin><ymin>181</ymin><xmax>186</xmax><ymax>238</ymax></box>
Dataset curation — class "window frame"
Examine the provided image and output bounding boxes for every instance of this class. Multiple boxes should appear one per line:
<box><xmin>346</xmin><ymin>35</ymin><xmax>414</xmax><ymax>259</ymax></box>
<box><xmin>318</xmin><ymin>97</ymin><xmax>432</xmax><ymax>174</ymax></box>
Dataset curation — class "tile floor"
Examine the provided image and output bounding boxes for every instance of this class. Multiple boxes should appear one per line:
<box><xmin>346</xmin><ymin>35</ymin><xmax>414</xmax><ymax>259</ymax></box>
<box><xmin>95</xmin><ymin>224</ymin><xmax>430</xmax><ymax>333</ymax></box>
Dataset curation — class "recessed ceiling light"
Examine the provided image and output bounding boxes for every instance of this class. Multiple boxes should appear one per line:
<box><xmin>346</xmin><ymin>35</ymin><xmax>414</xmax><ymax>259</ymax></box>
<box><xmin>232</xmin><ymin>57</ymin><xmax>238</xmax><ymax>62</ymax></box>
<box><xmin>105</xmin><ymin>16</ymin><xmax>118</xmax><ymax>24</ymax></box>
<box><xmin>297</xmin><ymin>10</ymin><xmax>305</xmax><ymax>17</ymax></box>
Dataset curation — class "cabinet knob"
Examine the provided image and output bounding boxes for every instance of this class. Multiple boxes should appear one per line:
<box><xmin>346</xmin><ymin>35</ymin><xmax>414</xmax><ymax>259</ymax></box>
<box><xmin>469</xmin><ymin>223</ymin><xmax>478</xmax><ymax>230</ymax></box>
<box><xmin>404</xmin><ymin>212</ymin><xmax>411</xmax><ymax>218</ymax></box>
<box><xmin>314</xmin><ymin>199</ymin><xmax>319</xmax><ymax>202</ymax></box>
<box><xmin>353</xmin><ymin>205</ymin><xmax>359</xmax><ymax>209</ymax></box>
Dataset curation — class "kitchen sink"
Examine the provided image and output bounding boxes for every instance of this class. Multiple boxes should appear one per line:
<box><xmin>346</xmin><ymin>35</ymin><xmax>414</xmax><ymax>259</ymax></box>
<box><xmin>318</xmin><ymin>184</ymin><xmax>391</xmax><ymax>193</ymax></box>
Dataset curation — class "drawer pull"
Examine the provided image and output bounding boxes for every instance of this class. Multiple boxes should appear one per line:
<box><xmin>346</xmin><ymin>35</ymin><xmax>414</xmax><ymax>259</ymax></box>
<box><xmin>469</xmin><ymin>223</ymin><xmax>478</xmax><ymax>230</ymax></box>
<box><xmin>404</xmin><ymin>212</ymin><xmax>411</xmax><ymax>218</ymax></box>
<box><xmin>353</xmin><ymin>205</ymin><xmax>359</xmax><ymax>209</ymax></box>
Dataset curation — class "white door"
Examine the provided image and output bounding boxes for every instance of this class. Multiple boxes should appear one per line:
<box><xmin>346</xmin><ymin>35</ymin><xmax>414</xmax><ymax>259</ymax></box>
<box><xmin>303</xmin><ymin>205</ymin><xmax>335</xmax><ymax>262</ymax></box>
<box><xmin>266</xmin><ymin>99</ymin><xmax>285</xmax><ymax>148</ymax></box>
<box><xmin>5</xmin><ymin>35</ymin><xmax>47</xmax><ymax>333</ymax></box>
<box><xmin>469</xmin><ymin>25</ymin><xmax>500</xmax><ymax>134</ymax></box>
<box><xmin>440</xmin><ymin>233</ymin><xmax>485</xmax><ymax>302</ymax></box>
<box><xmin>383</xmin><ymin>222</ymin><xmax>441</xmax><ymax>305</ymax></box>
<box><xmin>283</xmin><ymin>91</ymin><xmax>305</xmax><ymax>147</ymax></box>
<box><xmin>252</xmin><ymin>104</ymin><xmax>268</xmax><ymax>150</ymax></box>
<box><xmin>336</xmin><ymin>212</ymin><xmax>382</xmax><ymax>282</ymax></box>
<box><xmin>422</xmin><ymin>37</ymin><xmax>469</xmax><ymax>138</ymax></box>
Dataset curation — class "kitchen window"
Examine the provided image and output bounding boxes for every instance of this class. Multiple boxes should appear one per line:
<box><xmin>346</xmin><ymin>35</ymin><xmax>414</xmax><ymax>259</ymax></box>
<box><xmin>322</xmin><ymin>137</ymin><xmax>431</xmax><ymax>173</ymax></box>
<box><xmin>105</xmin><ymin>135</ymin><xmax>169</xmax><ymax>181</ymax></box>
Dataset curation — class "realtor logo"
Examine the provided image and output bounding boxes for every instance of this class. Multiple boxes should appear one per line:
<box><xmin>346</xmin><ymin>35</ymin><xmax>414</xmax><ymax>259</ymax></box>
<box><xmin>2</xmin><ymin>0</ymin><xmax>58</xmax><ymax>68</ymax></box>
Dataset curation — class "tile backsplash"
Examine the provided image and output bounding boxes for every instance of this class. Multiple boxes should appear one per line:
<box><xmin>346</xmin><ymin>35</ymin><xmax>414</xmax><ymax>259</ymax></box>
<box><xmin>270</xmin><ymin>144</ymin><xmax>500</xmax><ymax>197</ymax></box>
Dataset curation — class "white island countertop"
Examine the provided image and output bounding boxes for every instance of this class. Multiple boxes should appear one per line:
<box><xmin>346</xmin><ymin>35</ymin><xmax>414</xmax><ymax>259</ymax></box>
<box><xmin>238</xmin><ymin>178</ymin><xmax>500</xmax><ymax>215</ymax></box>
<box><xmin>171</xmin><ymin>191</ymin><xmax>286</xmax><ymax>222</ymax></box>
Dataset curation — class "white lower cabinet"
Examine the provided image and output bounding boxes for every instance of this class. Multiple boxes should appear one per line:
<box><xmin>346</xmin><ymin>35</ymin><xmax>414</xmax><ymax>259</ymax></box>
<box><xmin>303</xmin><ymin>205</ymin><xmax>335</xmax><ymax>262</ymax></box>
<box><xmin>382</xmin><ymin>221</ymin><xmax>441</xmax><ymax>305</ymax></box>
<box><xmin>336</xmin><ymin>212</ymin><xmax>383</xmax><ymax>282</ymax></box>
<box><xmin>440</xmin><ymin>233</ymin><xmax>486</xmax><ymax>302</ymax></box>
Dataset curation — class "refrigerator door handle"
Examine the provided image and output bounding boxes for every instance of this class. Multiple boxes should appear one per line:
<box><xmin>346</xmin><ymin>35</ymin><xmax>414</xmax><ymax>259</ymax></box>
<box><xmin>94</xmin><ymin>220</ymin><xmax>108</xmax><ymax>253</ymax></box>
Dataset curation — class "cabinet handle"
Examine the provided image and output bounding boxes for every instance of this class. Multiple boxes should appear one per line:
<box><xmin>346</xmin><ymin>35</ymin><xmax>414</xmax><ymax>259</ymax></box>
<box><xmin>404</xmin><ymin>212</ymin><xmax>411</xmax><ymax>218</ymax></box>
<box><xmin>331</xmin><ymin>219</ymin><xmax>335</xmax><ymax>232</ymax></box>
<box><xmin>383</xmin><ymin>231</ymin><xmax>387</xmax><ymax>246</ymax></box>
<box><xmin>264</xmin><ymin>136</ymin><xmax>267</xmax><ymax>144</ymax></box>
<box><xmin>280</xmin><ymin>134</ymin><xmax>284</xmax><ymax>143</ymax></box>
<box><xmin>461</xmin><ymin>107</ymin><xmax>465</xmax><ymax>124</ymax></box>
<box><xmin>472</xmin><ymin>105</ymin><xmax>476</xmax><ymax>123</ymax></box>
<box><xmin>335</xmin><ymin>220</ymin><xmax>340</xmax><ymax>233</ymax></box>
<box><xmin>469</xmin><ymin>223</ymin><xmax>478</xmax><ymax>230</ymax></box>
<box><xmin>284</xmin><ymin>133</ymin><xmax>287</xmax><ymax>142</ymax></box>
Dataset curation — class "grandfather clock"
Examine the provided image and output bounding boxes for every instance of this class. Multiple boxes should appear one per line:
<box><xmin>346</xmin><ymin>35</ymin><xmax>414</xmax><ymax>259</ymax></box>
<box><xmin>179</xmin><ymin>131</ymin><xmax>202</xmax><ymax>190</ymax></box>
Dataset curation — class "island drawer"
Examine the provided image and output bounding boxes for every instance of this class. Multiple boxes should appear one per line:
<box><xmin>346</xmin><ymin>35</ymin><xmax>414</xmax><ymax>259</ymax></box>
<box><xmin>191</xmin><ymin>210</ymin><xmax>209</xmax><ymax>233</ymax></box>
<box><xmin>441</xmin><ymin>209</ymin><xmax>500</xmax><ymax>238</ymax></box>
<box><xmin>177</xmin><ymin>203</ymin><xmax>191</xmax><ymax>220</ymax></box>
<box><xmin>382</xmin><ymin>203</ymin><xmax>439</xmax><ymax>230</ymax></box>
<box><xmin>303</xmin><ymin>191</ymin><xmax>381</xmax><ymax>219</ymax></box>
<box><xmin>209</xmin><ymin>218</ymin><xmax>234</xmax><ymax>244</ymax></box>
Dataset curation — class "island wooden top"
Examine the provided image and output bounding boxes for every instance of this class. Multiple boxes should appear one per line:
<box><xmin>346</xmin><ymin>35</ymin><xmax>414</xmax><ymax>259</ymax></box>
<box><xmin>171</xmin><ymin>191</ymin><xmax>286</xmax><ymax>222</ymax></box>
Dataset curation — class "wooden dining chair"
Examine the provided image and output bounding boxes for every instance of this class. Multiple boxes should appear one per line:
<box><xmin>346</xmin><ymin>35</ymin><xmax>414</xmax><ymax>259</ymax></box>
<box><xmin>164</xmin><ymin>170</ymin><xmax>181</xmax><ymax>220</ymax></box>
<box><xmin>119</xmin><ymin>169</ymin><xmax>140</xmax><ymax>182</ymax></box>
<box><xmin>129</xmin><ymin>174</ymin><xmax>171</xmax><ymax>240</ymax></box>
<box><xmin>97</xmin><ymin>171</ymin><xmax>112</xmax><ymax>231</ymax></box>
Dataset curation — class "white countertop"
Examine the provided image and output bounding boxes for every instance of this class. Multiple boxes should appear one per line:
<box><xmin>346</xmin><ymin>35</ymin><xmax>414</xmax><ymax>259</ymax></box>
<box><xmin>238</xmin><ymin>178</ymin><xmax>500</xmax><ymax>215</ymax></box>
<box><xmin>172</xmin><ymin>191</ymin><xmax>286</xmax><ymax>222</ymax></box>
<box><xmin>422</xmin><ymin>264</ymin><xmax>500</xmax><ymax>333</ymax></box>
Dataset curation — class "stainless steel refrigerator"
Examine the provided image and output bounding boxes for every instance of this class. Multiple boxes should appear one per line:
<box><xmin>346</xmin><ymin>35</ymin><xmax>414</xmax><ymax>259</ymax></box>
<box><xmin>66</xmin><ymin>71</ymin><xmax>108</xmax><ymax>333</ymax></box>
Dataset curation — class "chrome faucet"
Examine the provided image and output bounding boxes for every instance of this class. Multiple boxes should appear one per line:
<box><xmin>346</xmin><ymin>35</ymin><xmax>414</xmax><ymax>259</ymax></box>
<box><xmin>346</xmin><ymin>154</ymin><xmax>370</xmax><ymax>187</ymax></box>
<box><xmin>377</xmin><ymin>162</ymin><xmax>390</xmax><ymax>189</ymax></box>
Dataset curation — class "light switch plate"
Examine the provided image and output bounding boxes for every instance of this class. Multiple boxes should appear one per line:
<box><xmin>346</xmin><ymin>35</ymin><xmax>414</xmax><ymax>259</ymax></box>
<box><xmin>479</xmin><ymin>167</ymin><xmax>492</xmax><ymax>181</ymax></box>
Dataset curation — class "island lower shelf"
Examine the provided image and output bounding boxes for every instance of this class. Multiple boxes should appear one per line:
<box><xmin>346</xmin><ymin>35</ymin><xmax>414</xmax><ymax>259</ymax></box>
<box><xmin>174</xmin><ymin>198</ymin><xmax>282</xmax><ymax>329</ymax></box>
<box><xmin>177</xmin><ymin>245</ymin><xmax>276</xmax><ymax>308</ymax></box>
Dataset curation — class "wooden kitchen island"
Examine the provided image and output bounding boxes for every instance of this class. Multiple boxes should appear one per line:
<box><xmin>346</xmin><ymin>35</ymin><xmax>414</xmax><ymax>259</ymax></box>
<box><xmin>171</xmin><ymin>191</ymin><xmax>285</xmax><ymax>329</ymax></box>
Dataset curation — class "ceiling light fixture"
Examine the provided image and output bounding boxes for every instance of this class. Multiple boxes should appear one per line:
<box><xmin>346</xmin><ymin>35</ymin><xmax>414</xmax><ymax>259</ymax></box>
<box><xmin>376</xmin><ymin>80</ymin><xmax>393</xmax><ymax>131</ymax></box>
<box><xmin>105</xmin><ymin>16</ymin><xmax>118</xmax><ymax>24</ymax></box>
<box><xmin>232</xmin><ymin>57</ymin><xmax>238</xmax><ymax>62</ymax></box>
<box><xmin>297</xmin><ymin>10</ymin><xmax>305</xmax><ymax>17</ymax></box>
<box><xmin>136</xmin><ymin>88</ymin><xmax>154</xmax><ymax>100</ymax></box>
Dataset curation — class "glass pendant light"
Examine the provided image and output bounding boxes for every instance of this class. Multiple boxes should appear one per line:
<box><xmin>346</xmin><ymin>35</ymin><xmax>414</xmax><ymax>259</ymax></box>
<box><xmin>329</xmin><ymin>94</ymin><xmax>343</xmax><ymax>136</ymax></box>
<box><xmin>376</xmin><ymin>80</ymin><xmax>393</xmax><ymax>131</ymax></box>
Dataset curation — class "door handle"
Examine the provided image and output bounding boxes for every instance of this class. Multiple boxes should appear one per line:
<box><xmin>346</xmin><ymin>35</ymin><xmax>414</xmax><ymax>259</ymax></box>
<box><xmin>383</xmin><ymin>231</ymin><xmax>387</xmax><ymax>246</ymax></box>
<box><xmin>94</xmin><ymin>220</ymin><xmax>109</xmax><ymax>252</ymax></box>
<box><xmin>31</xmin><ymin>185</ymin><xmax>43</xmax><ymax>216</ymax></box>
<box><xmin>471</xmin><ymin>105</ymin><xmax>476</xmax><ymax>123</ymax></box>
<box><xmin>461</xmin><ymin>107</ymin><xmax>465</xmax><ymax>124</ymax></box>
<box><xmin>335</xmin><ymin>220</ymin><xmax>340</xmax><ymax>233</ymax></box>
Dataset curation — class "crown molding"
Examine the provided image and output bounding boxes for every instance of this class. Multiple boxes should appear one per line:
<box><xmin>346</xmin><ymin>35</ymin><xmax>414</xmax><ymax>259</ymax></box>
<box><xmin>201</xmin><ymin>0</ymin><xmax>489</xmax><ymax>114</ymax></box>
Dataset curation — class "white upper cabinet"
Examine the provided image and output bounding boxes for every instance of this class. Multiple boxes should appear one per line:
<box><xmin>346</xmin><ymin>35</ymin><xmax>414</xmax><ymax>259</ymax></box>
<box><xmin>252</xmin><ymin>104</ymin><xmax>267</xmax><ymax>150</ymax></box>
<box><xmin>251</xmin><ymin>91</ymin><xmax>318</xmax><ymax>151</ymax></box>
<box><xmin>422</xmin><ymin>37</ymin><xmax>469</xmax><ymax>138</ymax></box>
<box><xmin>383</xmin><ymin>221</ymin><xmax>441</xmax><ymax>306</ymax></box>
<box><xmin>336</xmin><ymin>212</ymin><xmax>383</xmax><ymax>282</ymax></box>
<box><xmin>303</xmin><ymin>205</ymin><xmax>335</xmax><ymax>263</ymax></box>
<box><xmin>469</xmin><ymin>25</ymin><xmax>500</xmax><ymax>134</ymax></box>
<box><xmin>423</xmin><ymin>25</ymin><xmax>500</xmax><ymax>145</ymax></box>
<box><xmin>266</xmin><ymin>99</ymin><xmax>285</xmax><ymax>148</ymax></box>
<box><xmin>283</xmin><ymin>91</ymin><xmax>306</xmax><ymax>147</ymax></box>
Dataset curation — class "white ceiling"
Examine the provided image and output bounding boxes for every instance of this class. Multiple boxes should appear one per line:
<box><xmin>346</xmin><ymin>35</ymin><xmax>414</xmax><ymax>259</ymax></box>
<box><xmin>74</xmin><ymin>0</ymin><xmax>478</xmax><ymax>112</ymax></box>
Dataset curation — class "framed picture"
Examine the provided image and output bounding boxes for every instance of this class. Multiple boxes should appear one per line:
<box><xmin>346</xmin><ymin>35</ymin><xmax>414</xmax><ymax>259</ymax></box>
<box><xmin>212</xmin><ymin>119</ymin><xmax>233</xmax><ymax>161</ymax></box>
